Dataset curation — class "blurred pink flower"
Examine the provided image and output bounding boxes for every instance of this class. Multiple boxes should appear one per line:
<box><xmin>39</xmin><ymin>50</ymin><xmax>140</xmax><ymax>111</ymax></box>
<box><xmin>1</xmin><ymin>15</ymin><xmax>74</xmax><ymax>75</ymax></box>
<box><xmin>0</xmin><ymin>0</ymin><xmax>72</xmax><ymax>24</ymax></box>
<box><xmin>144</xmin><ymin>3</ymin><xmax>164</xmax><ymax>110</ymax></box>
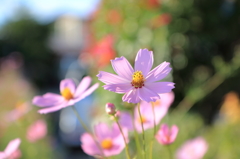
<box><xmin>81</xmin><ymin>123</ymin><xmax>128</xmax><ymax>157</ymax></box>
<box><xmin>32</xmin><ymin>76</ymin><xmax>99</xmax><ymax>114</ymax></box>
<box><xmin>81</xmin><ymin>35</ymin><xmax>116</xmax><ymax>68</ymax></box>
<box><xmin>5</xmin><ymin>102</ymin><xmax>31</xmax><ymax>122</ymax></box>
<box><xmin>118</xmin><ymin>92</ymin><xmax>174</xmax><ymax>132</ymax></box>
<box><xmin>117</xmin><ymin>111</ymin><xmax>134</xmax><ymax>131</ymax></box>
<box><xmin>0</xmin><ymin>138</ymin><xmax>21</xmax><ymax>159</ymax></box>
<box><xmin>155</xmin><ymin>124</ymin><xmax>178</xmax><ymax>145</ymax></box>
<box><xmin>134</xmin><ymin>100</ymin><xmax>167</xmax><ymax>133</ymax></box>
<box><xmin>176</xmin><ymin>137</ymin><xmax>208</xmax><ymax>159</ymax></box>
<box><xmin>26</xmin><ymin>119</ymin><xmax>47</xmax><ymax>142</ymax></box>
<box><xmin>97</xmin><ymin>48</ymin><xmax>174</xmax><ymax>103</ymax></box>
<box><xmin>148</xmin><ymin>91</ymin><xmax>174</xmax><ymax>119</ymax></box>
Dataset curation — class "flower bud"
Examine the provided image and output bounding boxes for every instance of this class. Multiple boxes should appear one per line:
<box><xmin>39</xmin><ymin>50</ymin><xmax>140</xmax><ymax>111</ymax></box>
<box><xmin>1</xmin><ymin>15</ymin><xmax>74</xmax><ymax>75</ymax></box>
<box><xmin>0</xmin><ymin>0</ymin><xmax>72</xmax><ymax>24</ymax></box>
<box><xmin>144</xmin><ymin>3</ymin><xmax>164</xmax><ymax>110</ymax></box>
<box><xmin>105</xmin><ymin>103</ymin><xmax>116</xmax><ymax>115</ymax></box>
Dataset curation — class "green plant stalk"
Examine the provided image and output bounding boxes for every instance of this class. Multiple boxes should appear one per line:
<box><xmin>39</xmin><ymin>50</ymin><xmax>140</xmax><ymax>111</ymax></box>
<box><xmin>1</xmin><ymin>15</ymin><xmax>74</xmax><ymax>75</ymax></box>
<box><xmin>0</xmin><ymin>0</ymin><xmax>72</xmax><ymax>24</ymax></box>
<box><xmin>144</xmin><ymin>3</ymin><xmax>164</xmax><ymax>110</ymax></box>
<box><xmin>173</xmin><ymin>71</ymin><xmax>226</xmax><ymax>120</ymax></box>
<box><xmin>151</xmin><ymin>102</ymin><xmax>157</xmax><ymax>135</ymax></box>
<box><xmin>137</xmin><ymin>103</ymin><xmax>146</xmax><ymax>159</ymax></box>
<box><xmin>131</xmin><ymin>109</ymin><xmax>142</xmax><ymax>159</ymax></box>
<box><xmin>71</xmin><ymin>106</ymin><xmax>106</xmax><ymax>158</ymax></box>
<box><xmin>114</xmin><ymin>116</ymin><xmax>131</xmax><ymax>159</ymax></box>
<box><xmin>174</xmin><ymin>55</ymin><xmax>240</xmax><ymax>118</ymax></box>
<box><xmin>149</xmin><ymin>102</ymin><xmax>157</xmax><ymax>159</ymax></box>
<box><xmin>167</xmin><ymin>145</ymin><xmax>173</xmax><ymax>159</ymax></box>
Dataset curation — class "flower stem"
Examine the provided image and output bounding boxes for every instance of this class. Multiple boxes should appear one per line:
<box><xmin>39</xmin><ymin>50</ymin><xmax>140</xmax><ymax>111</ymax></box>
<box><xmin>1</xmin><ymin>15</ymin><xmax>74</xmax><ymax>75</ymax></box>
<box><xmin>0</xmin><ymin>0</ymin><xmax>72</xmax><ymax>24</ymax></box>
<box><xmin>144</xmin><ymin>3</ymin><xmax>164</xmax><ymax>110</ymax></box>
<box><xmin>151</xmin><ymin>102</ymin><xmax>157</xmax><ymax>135</ymax></box>
<box><xmin>167</xmin><ymin>145</ymin><xmax>173</xmax><ymax>159</ymax></box>
<box><xmin>149</xmin><ymin>140</ymin><xmax>153</xmax><ymax>159</ymax></box>
<box><xmin>149</xmin><ymin>102</ymin><xmax>156</xmax><ymax>159</ymax></box>
<box><xmin>71</xmin><ymin>106</ymin><xmax>105</xmax><ymax>158</ymax></box>
<box><xmin>114</xmin><ymin>116</ymin><xmax>131</xmax><ymax>159</ymax></box>
<box><xmin>131</xmin><ymin>109</ymin><xmax>142</xmax><ymax>158</ymax></box>
<box><xmin>137</xmin><ymin>103</ymin><xmax>146</xmax><ymax>159</ymax></box>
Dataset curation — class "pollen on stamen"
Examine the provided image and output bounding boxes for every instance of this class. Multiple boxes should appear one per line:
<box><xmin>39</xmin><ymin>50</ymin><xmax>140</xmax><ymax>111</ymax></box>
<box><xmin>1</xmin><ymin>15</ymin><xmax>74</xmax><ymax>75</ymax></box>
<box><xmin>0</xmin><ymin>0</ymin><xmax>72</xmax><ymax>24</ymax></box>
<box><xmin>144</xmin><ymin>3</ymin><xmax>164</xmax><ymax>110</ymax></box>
<box><xmin>131</xmin><ymin>71</ymin><xmax>145</xmax><ymax>89</ymax></box>
<box><xmin>61</xmin><ymin>88</ymin><xmax>73</xmax><ymax>100</ymax></box>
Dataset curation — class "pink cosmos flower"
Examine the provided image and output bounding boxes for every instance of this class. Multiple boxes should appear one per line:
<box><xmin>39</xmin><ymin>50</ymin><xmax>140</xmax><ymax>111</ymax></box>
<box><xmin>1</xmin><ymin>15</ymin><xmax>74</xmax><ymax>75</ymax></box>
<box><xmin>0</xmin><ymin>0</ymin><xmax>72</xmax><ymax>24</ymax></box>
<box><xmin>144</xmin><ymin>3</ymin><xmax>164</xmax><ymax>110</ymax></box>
<box><xmin>118</xmin><ymin>92</ymin><xmax>174</xmax><ymax>132</ymax></box>
<box><xmin>176</xmin><ymin>137</ymin><xmax>208</xmax><ymax>159</ymax></box>
<box><xmin>32</xmin><ymin>76</ymin><xmax>99</xmax><ymax>114</ymax></box>
<box><xmin>5</xmin><ymin>102</ymin><xmax>31</xmax><ymax>122</ymax></box>
<box><xmin>0</xmin><ymin>138</ymin><xmax>21</xmax><ymax>159</ymax></box>
<box><xmin>117</xmin><ymin>111</ymin><xmax>134</xmax><ymax>131</ymax></box>
<box><xmin>81</xmin><ymin>123</ymin><xmax>128</xmax><ymax>157</ymax></box>
<box><xmin>134</xmin><ymin>101</ymin><xmax>167</xmax><ymax>133</ymax></box>
<box><xmin>155</xmin><ymin>124</ymin><xmax>178</xmax><ymax>145</ymax></box>
<box><xmin>26</xmin><ymin>119</ymin><xmax>47</xmax><ymax>142</ymax></box>
<box><xmin>97</xmin><ymin>48</ymin><xmax>174</xmax><ymax>103</ymax></box>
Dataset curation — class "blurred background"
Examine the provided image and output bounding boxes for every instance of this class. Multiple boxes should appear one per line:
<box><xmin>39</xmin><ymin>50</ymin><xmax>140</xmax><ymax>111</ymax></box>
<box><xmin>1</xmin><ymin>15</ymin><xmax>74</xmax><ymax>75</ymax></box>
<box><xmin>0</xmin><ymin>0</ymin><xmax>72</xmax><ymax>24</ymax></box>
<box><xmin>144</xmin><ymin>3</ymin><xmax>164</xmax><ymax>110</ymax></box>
<box><xmin>1</xmin><ymin>0</ymin><xmax>240</xmax><ymax>158</ymax></box>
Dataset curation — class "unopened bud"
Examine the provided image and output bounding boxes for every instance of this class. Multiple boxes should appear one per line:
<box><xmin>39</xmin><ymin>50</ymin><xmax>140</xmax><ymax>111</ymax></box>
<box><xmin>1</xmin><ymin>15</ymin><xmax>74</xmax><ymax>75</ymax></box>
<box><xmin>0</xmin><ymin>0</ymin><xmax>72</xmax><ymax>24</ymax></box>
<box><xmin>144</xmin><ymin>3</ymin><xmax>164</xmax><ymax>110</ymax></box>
<box><xmin>105</xmin><ymin>103</ymin><xmax>116</xmax><ymax>115</ymax></box>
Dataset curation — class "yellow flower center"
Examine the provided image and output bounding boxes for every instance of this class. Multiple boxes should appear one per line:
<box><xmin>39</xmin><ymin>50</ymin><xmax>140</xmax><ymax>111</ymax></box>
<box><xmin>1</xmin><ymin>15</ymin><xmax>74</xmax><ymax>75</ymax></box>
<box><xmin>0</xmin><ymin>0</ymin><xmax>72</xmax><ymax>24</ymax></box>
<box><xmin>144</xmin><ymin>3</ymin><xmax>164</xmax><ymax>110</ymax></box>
<box><xmin>61</xmin><ymin>88</ymin><xmax>73</xmax><ymax>100</ymax></box>
<box><xmin>131</xmin><ymin>71</ymin><xmax>145</xmax><ymax>88</ymax></box>
<box><xmin>138</xmin><ymin>116</ymin><xmax>147</xmax><ymax>123</ymax></box>
<box><xmin>101</xmin><ymin>138</ymin><xmax>113</xmax><ymax>149</ymax></box>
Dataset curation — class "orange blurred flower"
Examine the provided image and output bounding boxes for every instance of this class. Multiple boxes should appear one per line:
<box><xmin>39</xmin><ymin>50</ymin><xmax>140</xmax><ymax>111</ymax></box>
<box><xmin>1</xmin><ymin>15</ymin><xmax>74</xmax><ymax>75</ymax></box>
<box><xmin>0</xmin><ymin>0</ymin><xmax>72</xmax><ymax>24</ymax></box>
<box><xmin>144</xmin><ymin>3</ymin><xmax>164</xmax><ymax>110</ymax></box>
<box><xmin>219</xmin><ymin>91</ymin><xmax>240</xmax><ymax>123</ymax></box>
<box><xmin>151</xmin><ymin>14</ymin><xmax>172</xmax><ymax>28</ymax></box>
<box><xmin>83</xmin><ymin>35</ymin><xmax>116</xmax><ymax>68</ymax></box>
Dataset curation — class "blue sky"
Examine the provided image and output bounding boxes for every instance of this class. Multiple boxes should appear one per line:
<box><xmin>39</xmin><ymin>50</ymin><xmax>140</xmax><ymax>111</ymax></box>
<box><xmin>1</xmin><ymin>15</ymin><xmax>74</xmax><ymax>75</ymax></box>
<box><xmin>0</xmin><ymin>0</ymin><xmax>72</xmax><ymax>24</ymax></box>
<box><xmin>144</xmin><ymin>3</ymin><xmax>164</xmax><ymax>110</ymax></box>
<box><xmin>0</xmin><ymin>0</ymin><xmax>100</xmax><ymax>25</ymax></box>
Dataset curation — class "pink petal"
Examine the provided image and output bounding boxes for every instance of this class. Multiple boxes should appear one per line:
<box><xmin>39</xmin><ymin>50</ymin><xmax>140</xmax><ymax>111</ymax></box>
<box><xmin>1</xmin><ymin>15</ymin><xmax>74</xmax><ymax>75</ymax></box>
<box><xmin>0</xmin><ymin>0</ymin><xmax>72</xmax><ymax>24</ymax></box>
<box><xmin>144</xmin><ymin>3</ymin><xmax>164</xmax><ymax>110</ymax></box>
<box><xmin>134</xmin><ymin>103</ymin><xmax>155</xmax><ymax>132</ymax></box>
<box><xmin>81</xmin><ymin>133</ymin><xmax>101</xmax><ymax>156</ymax></box>
<box><xmin>32</xmin><ymin>93</ymin><xmax>64</xmax><ymax>107</ymax></box>
<box><xmin>94</xmin><ymin>123</ymin><xmax>112</xmax><ymax>140</ymax></box>
<box><xmin>144</xmin><ymin>82</ymin><xmax>175</xmax><ymax>94</ymax></box>
<box><xmin>60</xmin><ymin>79</ymin><xmax>76</xmax><ymax>94</ymax></box>
<box><xmin>111</xmin><ymin>123</ymin><xmax>124</xmax><ymax>138</ymax></box>
<box><xmin>159</xmin><ymin>92</ymin><xmax>175</xmax><ymax>108</ymax></box>
<box><xmin>103</xmin><ymin>83</ymin><xmax>132</xmax><ymax>94</ymax></box>
<box><xmin>111</xmin><ymin>57</ymin><xmax>134</xmax><ymax>81</ymax></box>
<box><xmin>27</xmin><ymin>120</ymin><xmax>47</xmax><ymax>142</ymax></box>
<box><xmin>176</xmin><ymin>137</ymin><xmax>208</xmax><ymax>159</ymax></box>
<box><xmin>118</xmin><ymin>112</ymin><xmax>134</xmax><ymax>131</ymax></box>
<box><xmin>161</xmin><ymin>124</ymin><xmax>170</xmax><ymax>134</ymax></box>
<box><xmin>146</xmin><ymin>62</ymin><xmax>172</xmax><ymax>82</ymax></box>
<box><xmin>154</xmin><ymin>106</ymin><xmax>168</xmax><ymax>123</ymax></box>
<box><xmin>104</xmin><ymin>145</ymin><xmax>121</xmax><ymax>157</ymax></box>
<box><xmin>134</xmin><ymin>49</ymin><xmax>153</xmax><ymax>77</ymax></box>
<box><xmin>4</xmin><ymin>138</ymin><xmax>21</xmax><ymax>156</ymax></box>
<box><xmin>104</xmin><ymin>125</ymin><xmax>128</xmax><ymax>157</ymax></box>
<box><xmin>97</xmin><ymin>71</ymin><xmax>130</xmax><ymax>84</ymax></box>
<box><xmin>122</xmin><ymin>89</ymin><xmax>141</xmax><ymax>103</ymax></box>
<box><xmin>0</xmin><ymin>152</ymin><xmax>6</xmax><ymax>159</ymax></box>
<box><xmin>8</xmin><ymin>149</ymin><xmax>21</xmax><ymax>159</ymax></box>
<box><xmin>38</xmin><ymin>102</ymin><xmax>68</xmax><ymax>114</ymax></box>
<box><xmin>169</xmin><ymin>125</ymin><xmax>179</xmax><ymax>142</ymax></box>
<box><xmin>73</xmin><ymin>83</ymin><xmax>99</xmax><ymax>102</ymax></box>
<box><xmin>74</xmin><ymin>76</ymin><xmax>92</xmax><ymax>97</ymax></box>
<box><xmin>138</xmin><ymin>87</ymin><xmax>160</xmax><ymax>102</ymax></box>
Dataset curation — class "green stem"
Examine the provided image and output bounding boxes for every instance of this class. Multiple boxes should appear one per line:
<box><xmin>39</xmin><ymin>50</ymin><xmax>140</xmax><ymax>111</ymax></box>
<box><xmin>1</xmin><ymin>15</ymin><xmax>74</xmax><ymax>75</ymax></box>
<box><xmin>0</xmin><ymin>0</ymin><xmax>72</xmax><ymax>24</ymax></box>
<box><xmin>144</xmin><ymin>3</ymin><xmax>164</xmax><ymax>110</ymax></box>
<box><xmin>114</xmin><ymin>116</ymin><xmax>131</xmax><ymax>159</ymax></box>
<box><xmin>173</xmin><ymin>72</ymin><xmax>226</xmax><ymax>121</ymax></box>
<box><xmin>149</xmin><ymin>102</ymin><xmax>157</xmax><ymax>159</ymax></box>
<box><xmin>151</xmin><ymin>102</ymin><xmax>157</xmax><ymax>135</ymax></box>
<box><xmin>131</xmin><ymin>109</ymin><xmax>142</xmax><ymax>159</ymax></box>
<box><xmin>167</xmin><ymin>145</ymin><xmax>173</xmax><ymax>159</ymax></box>
<box><xmin>71</xmin><ymin>106</ymin><xmax>91</xmax><ymax>133</ymax></box>
<box><xmin>71</xmin><ymin>106</ymin><xmax>105</xmax><ymax>158</ymax></box>
<box><xmin>149</xmin><ymin>140</ymin><xmax>153</xmax><ymax>159</ymax></box>
<box><xmin>137</xmin><ymin>103</ymin><xmax>146</xmax><ymax>159</ymax></box>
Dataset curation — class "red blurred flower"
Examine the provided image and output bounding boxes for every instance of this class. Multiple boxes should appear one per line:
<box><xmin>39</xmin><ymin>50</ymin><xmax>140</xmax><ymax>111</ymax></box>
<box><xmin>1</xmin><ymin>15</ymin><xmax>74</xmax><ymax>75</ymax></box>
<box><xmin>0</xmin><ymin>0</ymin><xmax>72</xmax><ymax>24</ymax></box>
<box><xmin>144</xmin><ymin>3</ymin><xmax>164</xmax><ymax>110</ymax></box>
<box><xmin>151</xmin><ymin>14</ymin><xmax>172</xmax><ymax>28</ymax></box>
<box><xmin>88</xmin><ymin>35</ymin><xmax>116</xmax><ymax>68</ymax></box>
<box><xmin>147</xmin><ymin>0</ymin><xmax>161</xmax><ymax>8</ymax></box>
<box><xmin>107</xmin><ymin>10</ymin><xmax>122</xmax><ymax>25</ymax></box>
